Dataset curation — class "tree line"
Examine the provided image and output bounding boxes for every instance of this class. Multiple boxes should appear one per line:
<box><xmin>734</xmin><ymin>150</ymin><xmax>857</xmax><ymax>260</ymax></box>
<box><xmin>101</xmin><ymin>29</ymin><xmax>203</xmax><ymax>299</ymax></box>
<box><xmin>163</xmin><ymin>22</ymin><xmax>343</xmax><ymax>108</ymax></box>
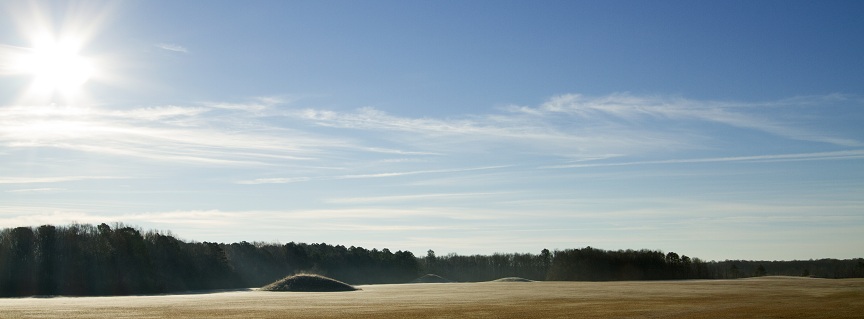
<box><xmin>1</xmin><ymin>223</ymin><xmax>861</xmax><ymax>297</ymax></box>
<box><xmin>424</xmin><ymin>248</ymin><xmax>863</xmax><ymax>281</ymax></box>
<box><xmin>0</xmin><ymin>223</ymin><xmax>420</xmax><ymax>296</ymax></box>
<box><xmin>0</xmin><ymin>223</ymin><xmax>243</xmax><ymax>296</ymax></box>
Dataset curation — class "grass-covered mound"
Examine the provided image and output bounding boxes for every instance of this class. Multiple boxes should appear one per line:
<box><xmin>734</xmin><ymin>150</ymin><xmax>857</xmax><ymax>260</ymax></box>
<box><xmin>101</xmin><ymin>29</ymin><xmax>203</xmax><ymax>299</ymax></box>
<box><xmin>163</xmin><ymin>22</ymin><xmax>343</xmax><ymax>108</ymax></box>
<box><xmin>491</xmin><ymin>277</ymin><xmax>534</xmax><ymax>282</ymax></box>
<box><xmin>411</xmin><ymin>274</ymin><xmax>453</xmax><ymax>283</ymax></box>
<box><xmin>261</xmin><ymin>274</ymin><xmax>358</xmax><ymax>292</ymax></box>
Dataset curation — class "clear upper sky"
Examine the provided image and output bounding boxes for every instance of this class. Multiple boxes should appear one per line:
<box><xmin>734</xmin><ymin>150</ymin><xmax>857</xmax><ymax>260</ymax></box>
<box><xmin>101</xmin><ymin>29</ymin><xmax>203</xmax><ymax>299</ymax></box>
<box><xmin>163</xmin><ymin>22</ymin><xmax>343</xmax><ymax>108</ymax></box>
<box><xmin>1</xmin><ymin>0</ymin><xmax>862</xmax><ymax>261</ymax></box>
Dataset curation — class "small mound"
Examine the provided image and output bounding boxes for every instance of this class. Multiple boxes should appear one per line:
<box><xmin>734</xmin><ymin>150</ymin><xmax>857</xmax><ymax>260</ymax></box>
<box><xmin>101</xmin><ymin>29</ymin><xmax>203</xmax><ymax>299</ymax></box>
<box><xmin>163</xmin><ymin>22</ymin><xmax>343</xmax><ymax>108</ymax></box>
<box><xmin>261</xmin><ymin>274</ymin><xmax>358</xmax><ymax>292</ymax></box>
<box><xmin>412</xmin><ymin>274</ymin><xmax>452</xmax><ymax>283</ymax></box>
<box><xmin>491</xmin><ymin>277</ymin><xmax>534</xmax><ymax>282</ymax></box>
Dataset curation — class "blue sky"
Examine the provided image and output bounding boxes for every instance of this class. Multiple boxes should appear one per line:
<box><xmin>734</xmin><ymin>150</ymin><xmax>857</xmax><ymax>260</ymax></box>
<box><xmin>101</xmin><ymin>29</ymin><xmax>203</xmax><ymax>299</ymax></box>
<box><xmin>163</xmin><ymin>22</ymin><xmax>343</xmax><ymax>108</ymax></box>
<box><xmin>0</xmin><ymin>0</ymin><xmax>862</xmax><ymax>261</ymax></box>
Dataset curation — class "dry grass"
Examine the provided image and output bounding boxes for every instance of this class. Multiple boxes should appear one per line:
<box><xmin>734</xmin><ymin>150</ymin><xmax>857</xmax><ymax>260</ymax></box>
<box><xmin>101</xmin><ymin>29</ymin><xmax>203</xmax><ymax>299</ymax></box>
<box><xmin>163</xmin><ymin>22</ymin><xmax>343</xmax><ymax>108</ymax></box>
<box><xmin>0</xmin><ymin>277</ymin><xmax>861</xmax><ymax>318</ymax></box>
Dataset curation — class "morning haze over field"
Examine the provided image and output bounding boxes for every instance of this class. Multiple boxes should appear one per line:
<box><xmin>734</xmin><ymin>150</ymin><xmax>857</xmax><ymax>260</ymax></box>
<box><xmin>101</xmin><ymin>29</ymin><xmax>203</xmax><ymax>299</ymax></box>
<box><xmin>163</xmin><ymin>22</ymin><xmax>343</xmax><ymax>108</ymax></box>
<box><xmin>0</xmin><ymin>0</ymin><xmax>862</xmax><ymax>262</ymax></box>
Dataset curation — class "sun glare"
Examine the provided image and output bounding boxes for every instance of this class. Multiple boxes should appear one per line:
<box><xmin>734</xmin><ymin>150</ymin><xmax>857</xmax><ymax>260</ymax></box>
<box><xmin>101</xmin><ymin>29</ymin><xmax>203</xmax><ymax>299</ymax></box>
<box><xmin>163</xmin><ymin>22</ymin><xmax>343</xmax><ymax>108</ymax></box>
<box><xmin>18</xmin><ymin>36</ymin><xmax>94</xmax><ymax>99</ymax></box>
<box><xmin>0</xmin><ymin>2</ymin><xmax>116</xmax><ymax>106</ymax></box>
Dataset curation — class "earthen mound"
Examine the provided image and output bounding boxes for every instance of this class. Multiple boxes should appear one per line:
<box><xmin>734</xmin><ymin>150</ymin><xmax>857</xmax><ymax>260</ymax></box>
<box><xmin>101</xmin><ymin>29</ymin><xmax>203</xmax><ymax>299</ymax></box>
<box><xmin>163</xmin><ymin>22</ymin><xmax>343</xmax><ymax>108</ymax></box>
<box><xmin>261</xmin><ymin>274</ymin><xmax>358</xmax><ymax>292</ymax></box>
<box><xmin>491</xmin><ymin>277</ymin><xmax>534</xmax><ymax>282</ymax></box>
<box><xmin>412</xmin><ymin>274</ymin><xmax>452</xmax><ymax>283</ymax></box>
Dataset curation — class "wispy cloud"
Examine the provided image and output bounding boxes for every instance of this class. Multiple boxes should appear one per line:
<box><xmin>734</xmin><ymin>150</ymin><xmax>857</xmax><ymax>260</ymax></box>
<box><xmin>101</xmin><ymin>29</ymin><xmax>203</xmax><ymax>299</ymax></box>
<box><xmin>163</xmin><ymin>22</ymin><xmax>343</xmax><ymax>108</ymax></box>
<box><xmin>201</xmin><ymin>96</ymin><xmax>285</xmax><ymax>113</ymax></box>
<box><xmin>291</xmin><ymin>107</ymin><xmax>686</xmax><ymax>160</ymax></box>
<box><xmin>0</xmin><ymin>176</ymin><xmax>120</xmax><ymax>184</ymax></box>
<box><xmin>237</xmin><ymin>165</ymin><xmax>510</xmax><ymax>184</ymax></box>
<box><xmin>287</xmin><ymin>93</ymin><xmax>863</xmax><ymax>164</ymax></box>
<box><xmin>508</xmin><ymin>93</ymin><xmax>861</xmax><ymax>147</ymax></box>
<box><xmin>236</xmin><ymin>177</ymin><xmax>312</xmax><ymax>185</ymax></box>
<box><xmin>204</xmin><ymin>102</ymin><xmax>267</xmax><ymax>112</ymax></box>
<box><xmin>339</xmin><ymin>165</ymin><xmax>511</xmax><ymax>179</ymax></box>
<box><xmin>295</xmin><ymin>106</ymin><xmax>575</xmax><ymax>141</ymax></box>
<box><xmin>108</xmin><ymin>105</ymin><xmax>209</xmax><ymax>121</ymax></box>
<box><xmin>1</xmin><ymin>93</ymin><xmax>860</xmax><ymax>187</ymax></box>
<box><xmin>156</xmin><ymin>43</ymin><xmax>188</xmax><ymax>53</ymax></box>
<box><xmin>6</xmin><ymin>188</ymin><xmax>65</xmax><ymax>193</ymax></box>
<box><xmin>0</xmin><ymin>101</ymin><xmax>336</xmax><ymax>166</ymax></box>
<box><xmin>329</xmin><ymin>192</ymin><xmax>503</xmax><ymax>204</ymax></box>
<box><xmin>543</xmin><ymin>150</ymin><xmax>864</xmax><ymax>169</ymax></box>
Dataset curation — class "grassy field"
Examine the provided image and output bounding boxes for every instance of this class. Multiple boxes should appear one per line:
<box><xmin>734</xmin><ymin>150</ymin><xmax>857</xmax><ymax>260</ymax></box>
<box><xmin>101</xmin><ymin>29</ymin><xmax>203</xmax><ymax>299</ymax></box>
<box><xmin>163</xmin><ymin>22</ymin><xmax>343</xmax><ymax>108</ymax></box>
<box><xmin>0</xmin><ymin>277</ymin><xmax>861</xmax><ymax>318</ymax></box>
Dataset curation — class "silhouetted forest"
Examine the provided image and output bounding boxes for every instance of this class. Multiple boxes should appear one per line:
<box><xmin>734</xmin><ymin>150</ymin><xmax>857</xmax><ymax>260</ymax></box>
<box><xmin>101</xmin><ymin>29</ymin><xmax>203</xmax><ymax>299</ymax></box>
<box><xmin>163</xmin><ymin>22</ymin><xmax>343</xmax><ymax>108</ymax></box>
<box><xmin>1</xmin><ymin>223</ymin><xmax>862</xmax><ymax>297</ymax></box>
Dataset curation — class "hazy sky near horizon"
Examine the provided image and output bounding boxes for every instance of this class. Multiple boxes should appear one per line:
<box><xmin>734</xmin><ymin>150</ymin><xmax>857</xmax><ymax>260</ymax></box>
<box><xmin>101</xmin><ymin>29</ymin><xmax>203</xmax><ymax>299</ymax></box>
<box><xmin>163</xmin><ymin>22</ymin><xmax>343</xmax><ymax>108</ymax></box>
<box><xmin>1</xmin><ymin>0</ymin><xmax>862</xmax><ymax>261</ymax></box>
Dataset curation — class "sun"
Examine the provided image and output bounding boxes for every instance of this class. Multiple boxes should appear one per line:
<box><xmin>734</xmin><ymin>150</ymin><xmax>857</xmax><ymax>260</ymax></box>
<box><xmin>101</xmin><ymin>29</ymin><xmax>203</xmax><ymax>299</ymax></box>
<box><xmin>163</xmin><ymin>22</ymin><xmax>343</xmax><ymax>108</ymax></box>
<box><xmin>17</xmin><ymin>35</ymin><xmax>95</xmax><ymax>99</ymax></box>
<box><xmin>0</xmin><ymin>2</ymin><xmax>116</xmax><ymax>106</ymax></box>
